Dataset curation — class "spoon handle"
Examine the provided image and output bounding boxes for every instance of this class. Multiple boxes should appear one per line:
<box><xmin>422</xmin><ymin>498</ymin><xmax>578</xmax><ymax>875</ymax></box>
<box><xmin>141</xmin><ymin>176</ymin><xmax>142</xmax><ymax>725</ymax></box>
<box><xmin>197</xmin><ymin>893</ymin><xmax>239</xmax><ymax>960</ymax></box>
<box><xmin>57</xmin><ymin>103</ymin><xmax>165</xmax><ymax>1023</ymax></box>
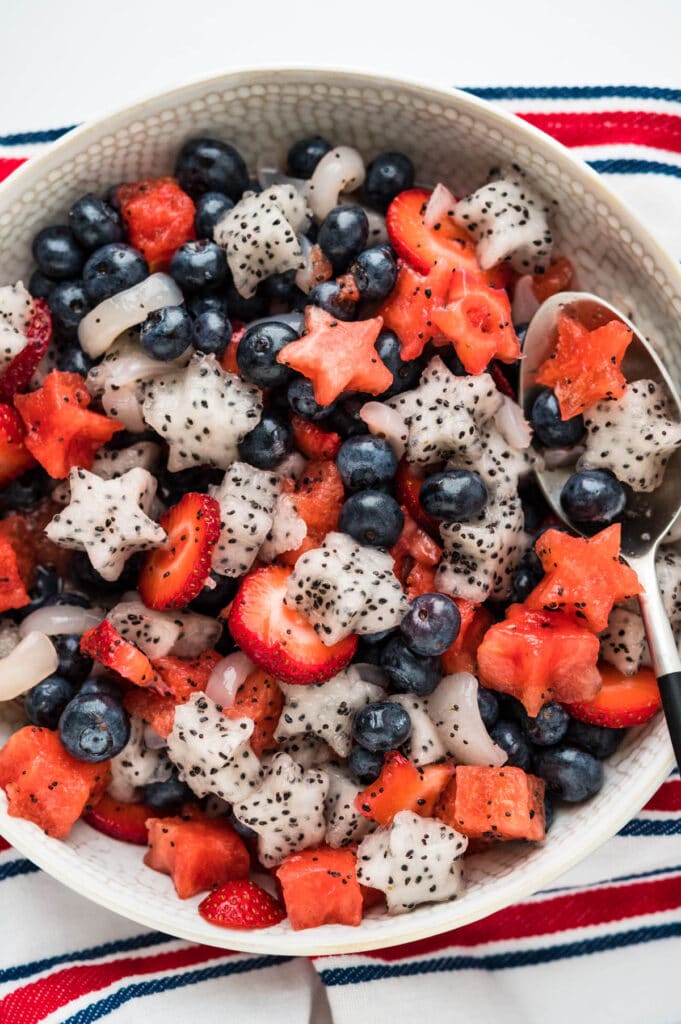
<box><xmin>633</xmin><ymin>552</ymin><xmax>681</xmax><ymax>770</ymax></box>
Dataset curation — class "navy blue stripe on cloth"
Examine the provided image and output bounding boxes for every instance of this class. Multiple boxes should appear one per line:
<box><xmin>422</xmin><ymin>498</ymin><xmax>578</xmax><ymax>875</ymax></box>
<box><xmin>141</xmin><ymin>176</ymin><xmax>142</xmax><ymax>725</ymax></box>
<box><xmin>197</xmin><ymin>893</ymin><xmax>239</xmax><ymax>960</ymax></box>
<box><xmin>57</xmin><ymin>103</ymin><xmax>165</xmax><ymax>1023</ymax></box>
<box><xmin>0</xmin><ymin>932</ymin><xmax>173</xmax><ymax>985</ymax></box>
<box><xmin>0</xmin><ymin>126</ymin><xmax>76</xmax><ymax>146</ymax></box>
<box><xmin>61</xmin><ymin>957</ymin><xmax>293</xmax><ymax>1024</ymax></box>
<box><xmin>0</xmin><ymin>858</ymin><xmax>39</xmax><ymax>882</ymax></box>
<box><xmin>618</xmin><ymin>817</ymin><xmax>681</xmax><ymax>837</ymax></box>
<box><xmin>319</xmin><ymin>922</ymin><xmax>681</xmax><ymax>986</ymax></box>
<box><xmin>589</xmin><ymin>158</ymin><xmax>681</xmax><ymax>179</ymax></box>
<box><xmin>464</xmin><ymin>86</ymin><xmax>681</xmax><ymax>103</ymax></box>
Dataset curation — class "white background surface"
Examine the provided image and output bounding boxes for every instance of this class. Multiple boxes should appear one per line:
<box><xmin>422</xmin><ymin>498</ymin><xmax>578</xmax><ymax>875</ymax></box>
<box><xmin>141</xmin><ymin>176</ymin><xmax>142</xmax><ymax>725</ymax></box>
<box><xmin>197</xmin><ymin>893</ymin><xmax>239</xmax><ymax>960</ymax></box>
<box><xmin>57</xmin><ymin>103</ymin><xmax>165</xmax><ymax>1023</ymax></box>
<box><xmin>0</xmin><ymin>0</ymin><xmax>679</xmax><ymax>134</ymax></box>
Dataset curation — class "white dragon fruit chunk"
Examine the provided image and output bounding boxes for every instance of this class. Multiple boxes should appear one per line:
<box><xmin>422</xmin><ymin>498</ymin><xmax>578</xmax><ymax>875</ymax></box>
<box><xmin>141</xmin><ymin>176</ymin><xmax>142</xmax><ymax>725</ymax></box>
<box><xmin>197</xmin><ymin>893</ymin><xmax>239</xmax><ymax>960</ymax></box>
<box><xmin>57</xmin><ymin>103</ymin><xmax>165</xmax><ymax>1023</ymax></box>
<box><xmin>360</xmin><ymin>401</ymin><xmax>408</xmax><ymax>460</ymax></box>
<box><xmin>387</xmin><ymin>358</ymin><xmax>503</xmax><ymax>466</ymax></box>
<box><xmin>107</xmin><ymin>598</ymin><xmax>221</xmax><ymax>658</ymax></box>
<box><xmin>209</xmin><ymin>461</ymin><xmax>280</xmax><ymax>577</ymax></box>
<box><xmin>87</xmin><ymin>332</ymin><xmax>191</xmax><ymax>396</ymax></box>
<box><xmin>304</xmin><ymin>146</ymin><xmax>366</xmax><ymax>221</ymax></box>
<box><xmin>259</xmin><ymin>491</ymin><xmax>307</xmax><ymax>562</ymax></box>
<box><xmin>0</xmin><ymin>281</ymin><xmax>33</xmax><ymax>370</ymax></box>
<box><xmin>447</xmin><ymin>423</ymin><xmax>537</xmax><ymax>502</ymax></box>
<box><xmin>494</xmin><ymin>395</ymin><xmax>533</xmax><ymax>451</ymax></box>
<box><xmin>578</xmin><ymin>380</ymin><xmax>681</xmax><ymax>492</ymax></box>
<box><xmin>388</xmin><ymin>694</ymin><xmax>447</xmax><ymax>767</ymax></box>
<box><xmin>437</xmin><ymin>495</ymin><xmax>526</xmax><ymax>603</ymax></box>
<box><xmin>45</xmin><ymin>467</ymin><xmax>166</xmax><ymax>582</ymax></box>
<box><xmin>325</xmin><ymin>762</ymin><xmax>376</xmax><ymax>849</ymax></box>
<box><xmin>108</xmin><ymin>716</ymin><xmax>173</xmax><ymax>803</ymax></box>
<box><xmin>428</xmin><ymin>672</ymin><xmax>507</xmax><ymax>766</ymax></box>
<box><xmin>167</xmin><ymin>693</ymin><xmax>263</xmax><ymax>803</ymax></box>
<box><xmin>284</xmin><ymin>530</ymin><xmax>409</xmax><ymax>645</ymax></box>
<box><xmin>276</xmin><ymin>668</ymin><xmax>385</xmax><ymax>758</ymax></box>
<box><xmin>79</xmin><ymin>273</ymin><xmax>184</xmax><ymax>357</ymax></box>
<box><xmin>452</xmin><ymin>174</ymin><xmax>554</xmax><ymax>274</ymax></box>
<box><xmin>356</xmin><ymin>810</ymin><xmax>468</xmax><ymax>914</ymax></box>
<box><xmin>599</xmin><ymin>606</ymin><xmax>651</xmax><ymax>676</ymax></box>
<box><xmin>52</xmin><ymin>441</ymin><xmax>164</xmax><ymax>505</ymax></box>
<box><xmin>232</xmin><ymin>751</ymin><xmax>329</xmax><ymax>868</ymax></box>
<box><xmin>142</xmin><ymin>353</ymin><xmax>263</xmax><ymax>472</ymax></box>
<box><xmin>214</xmin><ymin>185</ymin><xmax>310</xmax><ymax>299</ymax></box>
<box><xmin>272</xmin><ymin>734</ymin><xmax>335</xmax><ymax>770</ymax></box>
<box><xmin>657</xmin><ymin>549</ymin><xmax>681</xmax><ymax>627</ymax></box>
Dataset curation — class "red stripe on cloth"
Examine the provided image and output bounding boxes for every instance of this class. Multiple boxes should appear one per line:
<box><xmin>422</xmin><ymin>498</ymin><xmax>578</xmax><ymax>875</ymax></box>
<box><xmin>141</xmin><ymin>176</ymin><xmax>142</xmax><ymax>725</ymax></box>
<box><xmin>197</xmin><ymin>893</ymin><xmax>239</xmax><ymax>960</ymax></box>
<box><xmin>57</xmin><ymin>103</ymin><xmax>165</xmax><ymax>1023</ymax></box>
<box><xmin>0</xmin><ymin>157</ymin><xmax>26</xmax><ymax>183</ymax></box>
<box><xmin>0</xmin><ymin>944</ymin><xmax>233</xmax><ymax>1024</ymax></box>
<box><xmin>645</xmin><ymin>780</ymin><xmax>681</xmax><ymax>812</ymax></box>
<box><xmin>363</xmin><ymin>874</ymin><xmax>681</xmax><ymax>962</ymax></box>
<box><xmin>0</xmin><ymin>837</ymin><xmax>11</xmax><ymax>853</ymax></box>
<box><xmin>518</xmin><ymin>111</ymin><xmax>681</xmax><ymax>154</ymax></box>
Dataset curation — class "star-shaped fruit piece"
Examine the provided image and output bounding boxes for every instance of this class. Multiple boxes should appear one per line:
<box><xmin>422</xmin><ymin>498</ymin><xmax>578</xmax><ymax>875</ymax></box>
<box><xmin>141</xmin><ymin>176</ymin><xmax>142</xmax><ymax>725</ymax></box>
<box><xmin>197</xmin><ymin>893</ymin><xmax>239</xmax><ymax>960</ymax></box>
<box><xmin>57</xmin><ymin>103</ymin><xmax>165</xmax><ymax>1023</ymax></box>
<box><xmin>276</xmin><ymin>306</ymin><xmax>390</xmax><ymax>406</ymax></box>
<box><xmin>14</xmin><ymin>370</ymin><xmax>123</xmax><ymax>479</ymax></box>
<box><xmin>45</xmin><ymin>466</ymin><xmax>166</xmax><ymax>581</ymax></box>
<box><xmin>430</xmin><ymin>270</ymin><xmax>521</xmax><ymax>375</ymax></box>
<box><xmin>526</xmin><ymin>524</ymin><xmax>642</xmax><ymax>632</ymax></box>
<box><xmin>535</xmin><ymin>313</ymin><xmax>633</xmax><ymax>419</ymax></box>
<box><xmin>379</xmin><ymin>260</ymin><xmax>453</xmax><ymax>361</ymax></box>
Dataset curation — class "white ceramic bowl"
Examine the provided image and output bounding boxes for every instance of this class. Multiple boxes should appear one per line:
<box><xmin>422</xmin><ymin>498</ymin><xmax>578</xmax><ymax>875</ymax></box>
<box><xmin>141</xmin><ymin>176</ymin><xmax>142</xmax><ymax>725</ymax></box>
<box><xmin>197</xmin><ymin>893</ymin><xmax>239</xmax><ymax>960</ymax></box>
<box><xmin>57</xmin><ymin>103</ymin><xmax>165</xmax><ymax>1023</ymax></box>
<box><xmin>0</xmin><ymin>69</ymin><xmax>679</xmax><ymax>956</ymax></box>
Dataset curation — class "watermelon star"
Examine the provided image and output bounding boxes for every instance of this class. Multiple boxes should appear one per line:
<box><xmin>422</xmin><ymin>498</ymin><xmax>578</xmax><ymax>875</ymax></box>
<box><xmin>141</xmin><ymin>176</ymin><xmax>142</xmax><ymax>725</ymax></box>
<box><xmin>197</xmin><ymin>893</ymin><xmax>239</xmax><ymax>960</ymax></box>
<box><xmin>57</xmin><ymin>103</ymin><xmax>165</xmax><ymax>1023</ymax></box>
<box><xmin>379</xmin><ymin>260</ymin><xmax>454</xmax><ymax>361</ymax></box>
<box><xmin>430</xmin><ymin>270</ymin><xmax>521</xmax><ymax>375</ymax></box>
<box><xmin>276</xmin><ymin>306</ymin><xmax>390</xmax><ymax>406</ymax></box>
<box><xmin>526</xmin><ymin>524</ymin><xmax>642</xmax><ymax>632</ymax></box>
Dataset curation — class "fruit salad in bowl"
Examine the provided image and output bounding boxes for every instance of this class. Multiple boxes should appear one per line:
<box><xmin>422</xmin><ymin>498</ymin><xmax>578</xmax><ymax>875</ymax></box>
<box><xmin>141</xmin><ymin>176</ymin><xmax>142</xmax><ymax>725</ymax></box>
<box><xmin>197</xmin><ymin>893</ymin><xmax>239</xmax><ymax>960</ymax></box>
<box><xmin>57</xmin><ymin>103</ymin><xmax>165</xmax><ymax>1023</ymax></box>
<box><xmin>0</xmin><ymin>70</ymin><xmax>679</xmax><ymax>954</ymax></box>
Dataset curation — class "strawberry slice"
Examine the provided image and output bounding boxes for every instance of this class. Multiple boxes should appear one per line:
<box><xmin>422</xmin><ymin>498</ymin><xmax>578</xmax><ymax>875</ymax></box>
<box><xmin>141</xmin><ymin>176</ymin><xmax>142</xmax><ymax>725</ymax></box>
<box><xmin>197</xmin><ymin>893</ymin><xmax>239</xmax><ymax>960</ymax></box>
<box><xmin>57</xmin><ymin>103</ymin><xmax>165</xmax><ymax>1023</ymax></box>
<box><xmin>431</xmin><ymin>270</ymin><xmax>521</xmax><ymax>375</ymax></box>
<box><xmin>0</xmin><ymin>535</ymin><xmax>30</xmax><ymax>613</ymax></box>
<box><xmin>83</xmin><ymin>793</ymin><xmax>153</xmax><ymax>845</ymax></box>
<box><xmin>566</xmin><ymin>664</ymin><xmax>661</xmax><ymax>728</ymax></box>
<box><xmin>199</xmin><ymin>879</ymin><xmax>286</xmax><ymax>930</ymax></box>
<box><xmin>394</xmin><ymin>459</ymin><xmax>440</xmax><ymax>536</ymax></box>
<box><xmin>290</xmin><ymin>415</ymin><xmax>342</xmax><ymax>460</ymax></box>
<box><xmin>117</xmin><ymin>177</ymin><xmax>195</xmax><ymax>271</ymax></box>
<box><xmin>138</xmin><ymin>492</ymin><xmax>221</xmax><ymax>611</ymax></box>
<box><xmin>0</xmin><ymin>298</ymin><xmax>52</xmax><ymax>402</ymax></box>
<box><xmin>81</xmin><ymin>620</ymin><xmax>165</xmax><ymax>693</ymax></box>
<box><xmin>14</xmin><ymin>370</ymin><xmax>123</xmax><ymax>478</ymax></box>
<box><xmin>386</xmin><ymin>188</ymin><xmax>481</xmax><ymax>276</ymax></box>
<box><xmin>442</xmin><ymin>601</ymin><xmax>493</xmax><ymax>676</ymax></box>
<box><xmin>227</xmin><ymin>565</ymin><xmax>357</xmax><ymax>685</ymax></box>
<box><xmin>355</xmin><ymin>751</ymin><xmax>454</xmax><ymax>826</ymax></box>
<box><xmin>0</xmin><ymin>404</ymin><xmax>36</xmax><ymax>487</ymax></box>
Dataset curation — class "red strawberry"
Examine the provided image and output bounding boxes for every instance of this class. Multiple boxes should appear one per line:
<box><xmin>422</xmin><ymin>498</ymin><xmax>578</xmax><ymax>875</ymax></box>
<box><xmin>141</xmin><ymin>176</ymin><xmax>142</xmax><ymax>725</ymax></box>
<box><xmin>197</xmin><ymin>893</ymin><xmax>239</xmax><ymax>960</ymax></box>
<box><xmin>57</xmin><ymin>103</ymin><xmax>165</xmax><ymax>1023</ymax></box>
<box><xmin>138</xmin><ymin>492</ymin><xmax>221</xmax><ymax>610</ymax></box>
<box><xmin>80</xmin><ymin>620</ymin><xmax>165</xmax><ymax>693</ymax></box>
<box><xmin>0</xmin><ymin>535</ymin><xmax>30</xmax><ymax>613</ymax></box>
<box><xmin>227</xmin><ymin>565</ymin><xmax>357</xmax><ymax>685</ymax></box>
<box><xmin>0</xmin><ymin>298</ymin><xmax>52</xmax><ymax>402</ymax></box>
<box><xmin>199</xmin><ymin>879</ymin><xmax>286</xmax><ymax>930</ymax></box>
<box><xmin>489</xmin><ymin>361</ymin><xmax>517</xmax><ymax>400</ymax></box>
<box><xmin>290</xmin><ymin>415</ymin><xmax>342</xmax><ymax>460</ymax></box>
<box><xmin>566</xmin><ymin>664</ymin><xmax>661</xmax><ymax>728</ymax></box>
<box><xmin>0</xmin><ymin>404</ymin><xmax>36</xmax><ymax>486</ymax></box>
<box><xmin>394</xmin><ymin>459</ymin><xmax>440</xmax><ymax>536</ymax></box>
<box><xmin>386</xmin><ymin>189</ymin><xmax>480</xmax><ymax>275</ymax></box>
<box><xmin>83</xmin><ymin>793</ymin><xmax>153</xmax><ymax>845</ymax></box>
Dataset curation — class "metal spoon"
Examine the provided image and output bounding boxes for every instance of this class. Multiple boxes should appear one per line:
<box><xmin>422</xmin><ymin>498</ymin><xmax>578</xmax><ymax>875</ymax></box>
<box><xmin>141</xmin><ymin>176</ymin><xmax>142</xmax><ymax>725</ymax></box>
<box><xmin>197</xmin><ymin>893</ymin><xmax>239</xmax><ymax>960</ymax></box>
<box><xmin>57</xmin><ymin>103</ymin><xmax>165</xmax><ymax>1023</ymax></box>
<box><xmin>520</xmin><ymin>291</ymin><xmax>681</xmax><ymax>767</ymax></box>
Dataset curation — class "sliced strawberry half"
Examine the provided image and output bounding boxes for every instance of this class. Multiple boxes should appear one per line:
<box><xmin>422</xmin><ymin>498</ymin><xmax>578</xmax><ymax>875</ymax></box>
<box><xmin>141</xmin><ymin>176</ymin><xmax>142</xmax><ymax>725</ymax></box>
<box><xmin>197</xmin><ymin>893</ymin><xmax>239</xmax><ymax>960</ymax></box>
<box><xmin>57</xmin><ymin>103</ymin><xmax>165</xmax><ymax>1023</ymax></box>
<box><xmin>199</xmin><ymin>879</ymin><xmax>286</xmax><ymax>930</ymax></box>
<box><xmin>138</xmin><ymin>492</ymin><xmax>221</xmax><ymax>610</ymax></box>
<box><xmin>290</xmin><ymin>415</ymin><xmax>342</xmax><ymax>460</ymax></box>
<box><xmin>227</xmin><ymin>565</ymin><xmax>357</xmax><ymax>685</ymax></box>
<box><xmin>81</xmin><ymin>620</ymin><xmax>165</xmax><ymax>693</ymax></box>
<box><xmin>0</xmin><ymin>404</ymin><xmax>36</xmax><ymax>488</ymax></box>
<box><xmin>395</xmin><ymin>459</ymin><xmax>440</xmax><ymax>536</ymax></box>
<box><xmin>566</xmin><ymin>664</ymin><xmax>661</xmax><ymax>728</ymax></box>
<box><xmin>0</xmin><ymin>298</ymin><xmax>52</xmax><ymax>402</ymax></box>
<box><xmin>386</xmin><ymin>189</ymin><xmax>481</xmax><ymax>276</ymax></box>
<box><xmin>83</xmin><ymin>793</ymin><xmax>153</xmax><ymax>845</ymax></box>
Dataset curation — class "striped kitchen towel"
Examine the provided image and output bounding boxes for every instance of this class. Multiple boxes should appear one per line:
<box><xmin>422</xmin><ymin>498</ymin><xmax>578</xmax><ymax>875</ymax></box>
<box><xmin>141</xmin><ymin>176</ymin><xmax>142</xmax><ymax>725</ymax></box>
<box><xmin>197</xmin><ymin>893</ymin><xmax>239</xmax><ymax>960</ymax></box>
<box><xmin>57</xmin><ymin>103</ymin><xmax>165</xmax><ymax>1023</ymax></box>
<box><xmin>0</xmin><ymin>84</ymin><xmax>680</xmax><ymax>1024</ymax></box>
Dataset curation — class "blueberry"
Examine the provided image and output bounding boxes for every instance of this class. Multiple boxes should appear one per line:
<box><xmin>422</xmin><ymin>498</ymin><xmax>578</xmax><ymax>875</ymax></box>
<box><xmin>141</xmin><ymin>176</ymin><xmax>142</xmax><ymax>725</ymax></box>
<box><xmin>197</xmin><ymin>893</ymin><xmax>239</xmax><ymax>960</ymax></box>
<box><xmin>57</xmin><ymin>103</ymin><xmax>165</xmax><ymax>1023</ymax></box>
<box><xmin>214</xmin><ymin>622</ymin><xmax>237</xmax><ymax>657</ymax></box>
<box><xmin>339</xmin><ymin>490</ymin><xmax>404</xmax><ymax>548</ymax></box>
<box><xmin>287</xmin><ymin>136</ymin><xmax>333</xmax><ymax>178</ymax></box>
<box><xmin>0</xmin><ymin>468</ymin><xmax>51</xmax><ymax>512</ymax></box>
<box><xmin>25</xmin><ymin>674</ymin><xmax>77</xmax><ymax>729</ymax></box>
<box><xmin>400</xmin><ymin>593</ymin><xmax>460</xmax><ymax>657</ymax></box>
<box><xmin>352</xmin><ymin>701</ymin><xmax>412</xmax><ymax>753</ymax></box>
<box><xmin>524</xmin><ymin>702</ymin><xmax>569</xmax><ymax>746</ymax></box>
<box><xmin>140</xmin><ymin>305</ymin><xmax>192</xmax><ymax>361</ymax></box>
<box><xmin>496</xmin><ymin>694</ymin><xmax>529</xmax><ymax>724</ymax></box>
<box><xmin>560</xmin><ymin>470</ymin><xmax>626</xmax><ymax>524</ymax></box>
<box><xmin>189</xmin><ymin>571</ymin><xmax>240</xmax><ymax>616</ymax></box>
<box><xmin>79</xmin><ymin>677</ymin><xmax>123</xmax><ymax>701</ymax></box>
<box><xmin>531</xmin><ymin>389</ymin><xmax>585</xmax><ymax>448</ymax></box>
<box><xmin>194</xmin><ymin>191</ymin><xmax>234</xmax><ymax>238</ymax></box>
<box><xmin>174</xmin><ymin>137</ymin><xmax>249</xmax><ymax>200</ymax></box>
<box><xmin>328</xmin><ymin>393</ymin><xmax>371</xmax><ymax>437</ymax></box>
<box><xmin>364</xmin><ymin>152</ymin><xmax>415</xmax><ymax>212</ymax></box>
<box><xmin>69</xmin><ymin>550</ymin><xmax>140</xmax><ymax>597</ymax></box>
<box><xmin>225</xmin><ymin>282</ymin><xmax>268</xmax><ymax>323</ymax></box>
<box><xmin>16</xmin><ymin>566</ymin><xmax>61</xmax><ymax>619</ymax></box>
<box><xmin>372</xmin><ymin>330</ymin><xmax>421</xmax><ymax>399</ymax></box>
<box><xmin>533</xmin><ymin>745</ymin><xmax>604</xmax><ymax>801</ymax></box>
<box><xmin>191</xmin><ymin>309</ymin><xmax>232</xmax><ymax>355</ymax></box>
<box><xmin>544</xmin><ymin>793</ymin><xmax>556</xmax><ymax>832</ymax></box>
<box><xmin>489</xmin><ymin>720</ymin><xmax>532</xmax><ymax>771</ymax></box>
<box><xmin>155</xmin><ymin>464</ymin><xmax>223</xmax><ymax>507</ymax></box>
<box><xmin>52</xmin><ymin>633</ymin><xmax>93</xmax><ymax>684</ymax></box>
<box><xmin>336</xmin><ymin>435</ymin><xmax>398</xmax><ymax>491</ymax></box>
<box><xmin>226</xmin><ymin>806</ymin><xmax>258</xmax><ymax>841</ymax></box>
<box><xmin>436</xmin><ymin>346</ymin><xmax>468</xmax><ymax>376</ymax></box>
<box><xmin>354</xmin><ymin>632</ymin><xmax>392</xmax><ymax>666</ymax></box>
<box><xmin>348</xmin><ymin>744</ymin><xmax>385</xmax><ymax>785</ymax></box>
<box><xmin>565</xmin><ymin>718</ymin><xmax>626</xmax><ymax>760</ymax></box>
<box><xmin>262</xmin><ymin>270</ymin><xmax>300</xmax><ymax>306</ymax></box>
<box><xmin>519</xmin><ymin>477</ymin><xmax>551</xmax><ymax>534</ymax></box>
<box><xmin>380</xmin><ymin>635</ymin><xmax>441</xmax><ymax>696</ymax></box>
<box><xmin>59</xmin><ymin>692</ymin><xmax>130</xmax><ymax>762</ymax></box>
<box><xmin>511</xmin><ymin>550</ymin><xmax>544</xmax><ymax>603</ymax></box>
<box><xmin>308</xmin><ymin>280</ymin><xmax>357</xmax><ymax>321</ymax></box>
<box><xmin>47</xmin><ymin>279</ymin><xmax>91</xmax><ymax>340</ymax></box>
<box><xmin>28</xmin><ymin>269</ymin><xmax>56</xmax><ymax>301</ymax></box>
<box><xmin>318</xmin><ymin>206</ymin><xmax>369</xmax><ymax>274</ymax></box>
<box><xmin>82</xmin><ymin>243</ymin><xmax>148</xmax><ymax>303</ymax></box>
<box><xmin>186</xmin><ymin>290</ymin><xmax>229</xmax><ymax>320</ymax></box>
<box><xmin>142</xmin><ymin>771</ymin><xmax>193</xmax><ymax>813</ymax></box>
<box><xmin>57</xmin><ymin>342</ymin><xmax>95</xmax><ymax>376</ymax></box>
<box><xmin>32</xmin><ymin>226</ymin><xmax>85</xmax><ymax>281</ymax></box>
<box><xmin>238</xmin><ymin>412</ymin><xmax>292</xmax><ymax>469</ymax></box>
<box><xmin>170</xmin><ymin>240</ymin><xmax>227</xmax><ymax>292</ymax></box>
<box><xmin>350</xmin><ymin>246</ymin><xmax>397</xmax><ymax>303</ymax></box>
<box><xmin>477</xmin><ymin>685</ymin><xmax>499</xmax><ymax>730</ymax></box>
<box><xmin>69</xmin><ymin>194</ymin><xmax>123</xmax><ymax>251</ymax></box>
<box><xmin>420</xmin><ymin>470</ymin><xmax>488</xmax><ymax>522</ymax></box>
<box><xmin>44</xmin><ymin>592</ymin><xmax>92</xmax><ymax>609</ymax></box>
<box><xmin>237</xmin><ymin>321</ymin><xmax>298</xmax><ymax>387</ymax></box>
<box><xmin>287</xmin><ymin>377</ymin><xmax>336</xmax><ymax>421</ymax></box>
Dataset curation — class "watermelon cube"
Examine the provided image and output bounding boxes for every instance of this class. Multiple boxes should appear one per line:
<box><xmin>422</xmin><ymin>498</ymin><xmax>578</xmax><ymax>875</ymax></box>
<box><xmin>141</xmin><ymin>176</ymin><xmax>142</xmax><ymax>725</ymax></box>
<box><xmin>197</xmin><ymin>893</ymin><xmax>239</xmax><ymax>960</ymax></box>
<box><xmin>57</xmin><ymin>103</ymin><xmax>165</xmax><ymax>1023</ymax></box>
<box><xmin>276</xmin><ymin>847</ymin><xmax>363</xmax><ymax>930</ymax></box>
<box><xmin>436</xmin><ymin>765</ymin><xmax>546</xmax><ymax>842</ymax></box>
<box><xmin>144</xmin><ymin>812</ymin><xmax>250</xmax><ymax>899</ymax></box>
